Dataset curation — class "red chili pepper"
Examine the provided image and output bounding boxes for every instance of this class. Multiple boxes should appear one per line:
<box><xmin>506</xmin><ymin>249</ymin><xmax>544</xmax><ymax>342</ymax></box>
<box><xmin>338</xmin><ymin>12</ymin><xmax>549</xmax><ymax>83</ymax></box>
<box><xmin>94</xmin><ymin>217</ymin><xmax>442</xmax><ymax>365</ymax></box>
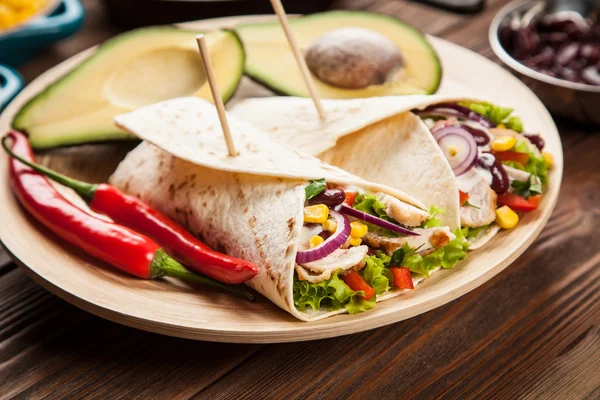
<box><xmin>3</xmin><ymin>132</ymin><xmax>258</xmax><ymax>284</ymax></box>
<box><xmin>344</xmin><ymin>192</ymin><xmax>357</xmax><ymax>207</ymax></box>
<box><xmin>497</xmin><ymin>193</ymin><xmax>542</xmax><ymax>212</ymax></box>
<box><xmin>3</xmin><ymin>132</ymin><xmax>254</xmax><ymax>300</ymax></box>
<box><xmin>459</xmin><ymin>190</ymin><xmax>469</xmax><ymax>207</ymax></box>
<box><xmin>342</xmin><ymin>270</ymin><xmax>376</xmax><ymax>300</ymax></box>
<box><xmin>390</xmin><ymin>267</ymin><xmax>414</xmax><ymax>290</ymax></box>
<box><xmin>492</xmin><ymin>150</ymin><xmax>530</xmax><ymax>166</ymax></box>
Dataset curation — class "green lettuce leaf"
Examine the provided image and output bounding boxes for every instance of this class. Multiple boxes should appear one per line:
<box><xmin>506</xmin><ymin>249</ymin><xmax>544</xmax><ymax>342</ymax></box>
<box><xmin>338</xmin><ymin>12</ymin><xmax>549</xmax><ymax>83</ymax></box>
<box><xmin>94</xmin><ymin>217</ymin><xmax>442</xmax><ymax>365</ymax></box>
<box><xmin>423</xmin><ymin>206</ymin><xmax>445</xmax><ymax>228</ymax></box>
<box><xmin>345</xmin><ymin>296</ymin><xmax>377</xmax><ymax>314</ymax></box>
<box><xmin>403</xmin><ymin>228</ymin><xmax>469</xmax><ymax>276</ymax></box>
<box><xmin>514</xmin><ymin>141</ymin><xmax>549</xmax><ymax>184</ymax></box>
<box><xmin>362</xmin><ymin>254</ymin><xmax>392</xmax><ymax>294</ymax></box>
<box><xmin>354</xmin><ymin>193</ymin><xmax>388</xmax><ymax>219</ymax></box>
<box><xmin>461</xmin><ymin>224</ymin><xmax>491</xmax><ymax>240</ymax></box>
<box><xmin>305</xmin><ymin>178</ymin><xmax>326</xmax><ymax>200</ymax></box>
<box><xmin>293</xmin><ymin>271</ymin><xmax>357</xmax><ymax>312</ymax></box>
<box><xmin>459</xmin><ymin>101</ymin><xmax>524</xmax><ymax>133</ymax></box>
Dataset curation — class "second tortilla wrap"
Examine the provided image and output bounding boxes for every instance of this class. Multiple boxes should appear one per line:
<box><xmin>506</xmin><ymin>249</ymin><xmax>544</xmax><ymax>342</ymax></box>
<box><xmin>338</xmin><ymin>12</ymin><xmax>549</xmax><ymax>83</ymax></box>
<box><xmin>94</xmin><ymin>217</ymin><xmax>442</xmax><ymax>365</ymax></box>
<box><xmin>110</xmin><ymin>97</ymin><xmax>466</xmax><ymax>321</ymax></box>
<box><xmin>230</xmin><ymin>95</ymin><xmax>502</xmax><ymax>248</ymax></box>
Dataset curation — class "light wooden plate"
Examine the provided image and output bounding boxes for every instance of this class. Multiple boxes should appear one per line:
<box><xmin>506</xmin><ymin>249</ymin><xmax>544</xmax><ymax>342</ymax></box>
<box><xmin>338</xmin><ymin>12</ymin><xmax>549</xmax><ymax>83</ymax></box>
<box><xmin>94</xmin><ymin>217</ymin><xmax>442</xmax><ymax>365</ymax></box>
<box><xmin>0</xmin><ymin>15</ymin><xmax>562</xmax><ymax>343</ymax></box>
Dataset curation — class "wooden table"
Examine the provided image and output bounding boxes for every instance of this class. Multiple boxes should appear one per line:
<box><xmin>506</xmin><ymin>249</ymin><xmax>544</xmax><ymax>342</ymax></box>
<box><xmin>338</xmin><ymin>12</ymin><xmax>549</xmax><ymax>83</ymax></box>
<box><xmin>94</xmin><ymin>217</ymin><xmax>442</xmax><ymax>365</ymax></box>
<box><xmin>2</xmin><ymin>0</ymin><xmax>599</xmax><ymax>398</ymax></box>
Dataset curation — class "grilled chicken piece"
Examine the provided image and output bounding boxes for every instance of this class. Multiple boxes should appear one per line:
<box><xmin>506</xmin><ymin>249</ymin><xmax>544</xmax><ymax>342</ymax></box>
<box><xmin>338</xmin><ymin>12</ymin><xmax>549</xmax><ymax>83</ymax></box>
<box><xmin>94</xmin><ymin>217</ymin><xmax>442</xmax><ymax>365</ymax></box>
<box><xmin>376</xmin><ymin>193</ymin><xmax>429</xmax><ymax>227</ymax></box>
<box><xmin>504</xmin><ymin>165</ymin><xmax>541</xmax><ymax>187</ymax></box>
<box><xmin>461</xmin><ymin>175</ymin><xmax>497</xmax><ymax>228</ymax></box>
<box><xmin>296</xmin><ymin>245</ymin><xmax>369</xmax><ymax>283</ymax></box>
<box><xmin>363</xmin><ymin>227</ymin><xmax>455</xmax><ymax>256</ymax></box>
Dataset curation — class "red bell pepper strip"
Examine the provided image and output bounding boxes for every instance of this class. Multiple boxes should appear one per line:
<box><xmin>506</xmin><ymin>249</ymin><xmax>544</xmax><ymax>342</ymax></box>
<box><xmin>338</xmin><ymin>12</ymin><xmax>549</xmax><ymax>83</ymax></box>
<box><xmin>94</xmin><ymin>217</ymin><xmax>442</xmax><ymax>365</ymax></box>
<box><xmin>492</xmin><ymin>150</ymin><xmax>530</xmax><ymax>165</ymax></box>
<box><xmin>3</xmin><ymin>132</ymin><xmax>254</xmax><ymax>300</ymax></box>
<box><xmin>344</xmin><ymin>192</ymin><xmax>357</xmax><ymax>207</ymax></box>
<box><xmin>342</xmin><ymin>270</ymin><xmax>376</xmax><ymax>300</ymax></box>
<box><xmin>459</xmin><ymin>190</ymin><xmax>469</xmax><ymax>207</ymax></box>
<box><xmin>390</xmin><ymin>267</ymin><xmax>414</xmax><ymax>290</ymax></box>
<box><xmin>497</xmin><ymin>193</ymin><xmax>542</xmax><ymax>212</ymax></box>
<box><xmin>2</xmin><ymin>132</ymin><xmax>258</xmax><ymax>284</ymax></box>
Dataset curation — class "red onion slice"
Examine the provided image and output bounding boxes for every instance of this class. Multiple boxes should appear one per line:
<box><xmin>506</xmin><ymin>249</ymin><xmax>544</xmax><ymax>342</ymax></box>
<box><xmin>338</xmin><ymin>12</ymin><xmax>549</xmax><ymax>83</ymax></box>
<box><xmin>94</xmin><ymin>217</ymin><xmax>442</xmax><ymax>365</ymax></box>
<box><xmin>338</xmin><ymin>205</ymin><xmax>419</xmax><ymax>236</ymax></box>
<box><xmin>296</xmin><ymin>210</ymin><xmax>350</xmax><ymax>264</ymax></box>
<box><xmin>434</xmin><ymin>126</ymin><xmax>478</xmax><ymax>176</ymax></box>
<box><xmin>415</xmin><ymin>103</ymin><xmax>495</xmax><ymax>128</ymax></box>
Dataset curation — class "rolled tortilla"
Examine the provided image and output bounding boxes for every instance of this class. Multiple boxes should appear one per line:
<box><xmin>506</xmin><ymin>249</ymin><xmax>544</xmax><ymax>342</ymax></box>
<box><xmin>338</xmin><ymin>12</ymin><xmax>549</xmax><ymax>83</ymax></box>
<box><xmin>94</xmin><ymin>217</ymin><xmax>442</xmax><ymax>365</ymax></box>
<box><xmin>110</xmin><ymin>97</ymin><xmax>452</xmax><ymax>321</ymax></box>
<box><xmin>230</xmin><ymin>95</ymin><xmax>504</xmax><ymax>249</ymax></box>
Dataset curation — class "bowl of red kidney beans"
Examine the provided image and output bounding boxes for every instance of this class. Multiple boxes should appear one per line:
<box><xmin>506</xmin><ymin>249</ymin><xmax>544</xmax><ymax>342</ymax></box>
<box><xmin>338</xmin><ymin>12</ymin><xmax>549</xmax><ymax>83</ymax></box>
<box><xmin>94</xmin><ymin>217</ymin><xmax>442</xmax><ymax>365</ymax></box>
<box><xmin>490</xmin><ymin>0</ymin><xmax>600</xmax><ymax>125</ymax></box>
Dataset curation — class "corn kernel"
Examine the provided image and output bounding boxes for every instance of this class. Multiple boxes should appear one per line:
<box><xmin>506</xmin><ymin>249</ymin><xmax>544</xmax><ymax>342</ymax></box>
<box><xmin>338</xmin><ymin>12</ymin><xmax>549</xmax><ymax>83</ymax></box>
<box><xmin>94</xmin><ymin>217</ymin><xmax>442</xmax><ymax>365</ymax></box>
<box><xmin>348</xmin><ymin>237</ymin><xmax>362</xmax><ymax>247</ymax></box>
<box><xmin>542</xmin><ymin>152</ymin><xmax>553</xmax><ymax>168</ymax></box>
<box><xmin>309</xmin><ymin>235</ymin><xmax>324</xmax><ymax>248</ymax></box>
<box><xmin>350</xmin><ymin>221</ymin><xmax>368</xmax><ymax>238</ymax></box>
<box><xmin>497</xmin><ymin>123</ymin><xmax>506</xmax><ymax>129</ymax></box>
<box><xmin>491</xmin><ymin>136</ymin><xmax>517</xmax><ymax>152</ymax></box>
<box><xmin>496</xmin><ymin>206</ymin><xmax>519</xmax><ymax>229</ymax></box>
<box><xmin>322</xmin><ymin>219</ymin><xmax>337</xmax><ymax>232</ymax></box>
<box><xmin>303</xmin><ymin>204</ymin><xmax>329</xmax><ymax>223</ymax></box>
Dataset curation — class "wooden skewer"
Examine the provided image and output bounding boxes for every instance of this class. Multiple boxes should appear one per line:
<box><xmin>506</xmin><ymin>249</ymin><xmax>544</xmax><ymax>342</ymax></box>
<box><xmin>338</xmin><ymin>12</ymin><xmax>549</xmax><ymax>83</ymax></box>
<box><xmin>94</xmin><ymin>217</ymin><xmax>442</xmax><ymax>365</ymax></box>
<box><xmin>269</xmin><ymin>0</ymin><xmax>326</xmax><ymax>120</ymax></box>
<box><xmin>195</xmin><ymin>34</ymin><xmax>239</xmax><ymax>157</ymax></box>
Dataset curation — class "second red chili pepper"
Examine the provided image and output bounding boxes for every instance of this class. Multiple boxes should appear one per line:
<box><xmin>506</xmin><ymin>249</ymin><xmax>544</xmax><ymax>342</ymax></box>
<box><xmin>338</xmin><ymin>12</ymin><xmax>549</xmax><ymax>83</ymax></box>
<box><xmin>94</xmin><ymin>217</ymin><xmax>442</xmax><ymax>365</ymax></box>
<box><xmin>3</xmin><ymin>131</ymin><xmax>258</xmax><ymax>284</ymax></box>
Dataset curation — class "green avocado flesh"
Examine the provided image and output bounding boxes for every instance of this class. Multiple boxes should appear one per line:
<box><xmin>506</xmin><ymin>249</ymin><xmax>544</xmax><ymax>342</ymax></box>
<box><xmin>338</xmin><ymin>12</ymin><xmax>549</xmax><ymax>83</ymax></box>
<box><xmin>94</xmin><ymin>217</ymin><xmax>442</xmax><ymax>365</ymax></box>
<box><xmin>236</xmin><ymin>11</ymin><xmax>442</xmax><ymax>98</ymax></box>
<box><xmin>13</xmin><ymin>27</ymin><xmax>245</xmax><ymax>149</ymax></box>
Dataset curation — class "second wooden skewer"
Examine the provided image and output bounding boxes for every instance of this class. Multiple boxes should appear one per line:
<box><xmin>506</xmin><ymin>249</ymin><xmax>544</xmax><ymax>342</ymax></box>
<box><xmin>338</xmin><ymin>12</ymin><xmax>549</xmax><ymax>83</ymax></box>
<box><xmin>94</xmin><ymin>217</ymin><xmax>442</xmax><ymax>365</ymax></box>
<box><xmin>196</xmin><ymin>34</ymin><xmax>239</xmax><ymax>157</ymax></box>
<box><xmin>269</xmin><ymin>0</ymin><xmax>327</xmax><ymax>120</ymax></box>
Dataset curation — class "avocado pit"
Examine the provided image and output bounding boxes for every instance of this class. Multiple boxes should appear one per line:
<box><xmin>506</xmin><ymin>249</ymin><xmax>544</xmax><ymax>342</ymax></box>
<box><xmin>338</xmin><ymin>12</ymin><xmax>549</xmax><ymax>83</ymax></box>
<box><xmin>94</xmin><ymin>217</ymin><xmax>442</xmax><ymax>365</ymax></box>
<box><xmin>305</xmin><ymin>27</ymin><xmax>405</xmax><ymax>90</ymax></box>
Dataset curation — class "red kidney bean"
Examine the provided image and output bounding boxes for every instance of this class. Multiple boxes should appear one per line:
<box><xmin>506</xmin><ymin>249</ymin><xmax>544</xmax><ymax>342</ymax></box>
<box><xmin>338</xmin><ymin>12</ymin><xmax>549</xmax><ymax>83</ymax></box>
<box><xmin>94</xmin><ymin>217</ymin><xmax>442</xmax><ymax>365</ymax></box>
<box><xmin>556</xmin><ymin>43</ymin><xmax>581</xmax><ymax>66</ymax></box>
<box><xmin>309</xmin><ymin>188</ymin><xmax>346</xmax><ymax>207</ymax></box>
<box><xmin>460</xmin><ymin>124</ymin><xmax>491</xmax><ymax>146</ymax></box>
<box><xmin>523</xmin><ymin>133</ymin><xmax>545</xmax><ymax>151</ymax></box>
<box><xmin>478</xmin><ymin>153</ymin><xmax>509</xmax><ymax>194</ymax></box>
<box><xmin>582</xmin><ymin>66</ymin><xmax>600</xmax><ymax>85</ymax></box>
<box><xmin>580</xmin><ymin>44</ymin><xmax>600</xmax><ymax>65</ymax></box>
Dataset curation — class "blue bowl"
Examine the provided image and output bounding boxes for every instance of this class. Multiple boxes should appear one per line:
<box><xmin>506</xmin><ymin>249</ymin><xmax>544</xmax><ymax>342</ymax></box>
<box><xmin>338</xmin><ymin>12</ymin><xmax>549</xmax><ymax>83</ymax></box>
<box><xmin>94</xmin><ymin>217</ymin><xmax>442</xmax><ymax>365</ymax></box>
<box><xmin>0</xmin><ymin>0</ymin><xmax>84</xmax><ymax>67</ymax></box>
<box><xmin>0</xmin><ymin>65</ymin><xmax>23</xmax><ymax>113</ymax></box>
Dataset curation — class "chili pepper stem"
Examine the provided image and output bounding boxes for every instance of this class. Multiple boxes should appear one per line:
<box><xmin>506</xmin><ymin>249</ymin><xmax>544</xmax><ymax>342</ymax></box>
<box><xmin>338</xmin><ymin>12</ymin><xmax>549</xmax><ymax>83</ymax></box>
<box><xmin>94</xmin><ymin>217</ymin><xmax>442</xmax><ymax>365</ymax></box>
<box><xmin>2</xmin><ymin>135</ymin><xmax>97</xmax><ymax>201</ymax></box>
<box><xmin>150</xmin><ymin>249</ymin><xmax>255</xmax><ymax>301</ymax></box>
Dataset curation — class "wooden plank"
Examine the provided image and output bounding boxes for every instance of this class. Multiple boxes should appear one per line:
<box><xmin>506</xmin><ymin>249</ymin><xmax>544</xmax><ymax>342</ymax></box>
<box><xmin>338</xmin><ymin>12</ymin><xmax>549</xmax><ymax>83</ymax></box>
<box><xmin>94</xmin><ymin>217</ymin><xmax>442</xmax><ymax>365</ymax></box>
<box><xmin>0</xmin><ymin>268</ymin><xmax>264</xmax><ymax>399</ymax></box>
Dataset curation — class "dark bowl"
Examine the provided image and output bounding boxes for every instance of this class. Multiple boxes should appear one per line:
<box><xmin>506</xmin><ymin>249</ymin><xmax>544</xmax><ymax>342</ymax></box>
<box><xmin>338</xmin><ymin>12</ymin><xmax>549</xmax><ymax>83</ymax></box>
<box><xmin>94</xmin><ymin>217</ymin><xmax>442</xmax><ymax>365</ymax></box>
<box><xmin>102</xmin><ymin>0</ymin><xmax>333</xmax><ymax>28</ymax></box>
<box><xmin>489</xmin><ymin>0</ymin><xmax>600</xmax><ymax>125</ymax></box>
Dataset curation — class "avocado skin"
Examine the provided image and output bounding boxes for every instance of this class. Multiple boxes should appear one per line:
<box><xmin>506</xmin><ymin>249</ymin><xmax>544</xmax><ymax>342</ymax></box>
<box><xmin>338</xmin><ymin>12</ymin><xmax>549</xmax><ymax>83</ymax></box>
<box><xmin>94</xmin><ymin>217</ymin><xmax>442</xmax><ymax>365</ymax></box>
<box><xmin>236</xmin><ymin>10</ymin><xmax>442</xmax><ymax>98</ymax></box>
<box><xmin>13</xmin><ymin>27</ymin><xmax>246</xmax><ymax>150</ymax></box>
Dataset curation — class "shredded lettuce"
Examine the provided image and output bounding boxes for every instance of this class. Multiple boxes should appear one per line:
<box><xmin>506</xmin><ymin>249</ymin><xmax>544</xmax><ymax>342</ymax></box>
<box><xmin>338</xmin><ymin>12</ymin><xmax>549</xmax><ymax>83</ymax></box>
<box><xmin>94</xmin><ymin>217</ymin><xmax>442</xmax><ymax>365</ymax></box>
<box><xmin>461</xmin><ymin>225</ymin><xmax>491</xmax><ymax>240</ymax></box>
<box><xmin>353</xmin><ymin>193</ymin><xmax>399</xmax><ymax>237</ymax></box>
<box><xmin>459</xmin><ymin>101</ymin><xmax>524</xmax><ymax>133</ymax></box>
<box><xmin>362</xmin><ymin>255</ymin><xmax>392</xmax><ymax>294</ymax></box>
<box><xmin>293</xmin><ymin>230</ymin><xmax>469</xmax><ymax>314</ymax></box>
<box><xmin>293</xmin><ymin>271</ymin><xmax>357</xmax><ymax>312</ymax></box>
<box><xmin>514</xmin><ymin>141</ymin><xmax>549</xmax><ymax>184</ymax></box>
<box><xmin>423</xmin><ymin>206</ymin><xmax>445</xmax><ymax>228</ymax></box>
<box><xmin>403</xmin><ymin>228</ymin><xmax>469</xmax><ymax>276</ymax></box>
<box><xmin>353</xmin><ymin>193</ymin><xmax>389</xmax><ymax>219</ymax></box>
<box><xmin>305</xmin><ymin>178</ymin><xmax>326</xmax><ymax>200</ymax></box>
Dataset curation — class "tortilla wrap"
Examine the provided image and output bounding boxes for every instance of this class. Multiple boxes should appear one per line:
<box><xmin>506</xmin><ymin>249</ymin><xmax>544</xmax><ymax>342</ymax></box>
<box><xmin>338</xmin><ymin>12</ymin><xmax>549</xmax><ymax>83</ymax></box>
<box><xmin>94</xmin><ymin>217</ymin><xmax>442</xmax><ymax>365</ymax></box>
<box><xmin>230</xmin><ymin>95</ymin><xmax>502</xmax><ymax>249</ymax></box>
<box><xmin>109</xmin><ymin>97</ymin><xmax>447</xmax><ymax>321</ymax></box>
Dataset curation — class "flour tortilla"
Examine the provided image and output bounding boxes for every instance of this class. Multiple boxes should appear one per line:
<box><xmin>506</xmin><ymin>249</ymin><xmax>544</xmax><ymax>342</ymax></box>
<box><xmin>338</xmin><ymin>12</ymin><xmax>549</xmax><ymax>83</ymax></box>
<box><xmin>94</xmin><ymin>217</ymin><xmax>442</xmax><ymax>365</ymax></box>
<box><xmin>110</xmin><ymin>97</ymin><xmax>444</xmax><ymax>321</ymax></box>
<box><xmin>230</xmin><ymin>95</ymin><xmax>501</xmax><ymax>249</ymax></box>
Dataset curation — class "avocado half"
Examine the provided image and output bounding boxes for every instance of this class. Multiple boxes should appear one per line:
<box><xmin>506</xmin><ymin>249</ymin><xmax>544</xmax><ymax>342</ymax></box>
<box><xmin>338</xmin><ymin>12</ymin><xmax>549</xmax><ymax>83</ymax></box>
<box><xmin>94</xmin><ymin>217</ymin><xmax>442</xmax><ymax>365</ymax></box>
<box><xmin>236</xmin><ymin>11</ymin><xmax>442</xmax><ymax>98</ymax></box>
<box><xmin>13</xmin><ymin>27</ymin><xmax>245</xmax><ymax>149</ymax></box>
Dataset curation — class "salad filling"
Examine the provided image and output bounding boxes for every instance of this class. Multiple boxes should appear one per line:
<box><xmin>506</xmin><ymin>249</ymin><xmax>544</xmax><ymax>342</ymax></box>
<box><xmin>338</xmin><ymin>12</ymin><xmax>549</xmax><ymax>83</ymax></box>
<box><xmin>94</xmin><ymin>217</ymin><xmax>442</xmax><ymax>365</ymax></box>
<box><xmin>294</xmin><ymin>180</ymin><xmax>468</xmax><ymax>313</ymax></box>
<box><xmin>415</xmin><ymin>101</ymin><xmax>552</xmax><ymax>237</ymax></box>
